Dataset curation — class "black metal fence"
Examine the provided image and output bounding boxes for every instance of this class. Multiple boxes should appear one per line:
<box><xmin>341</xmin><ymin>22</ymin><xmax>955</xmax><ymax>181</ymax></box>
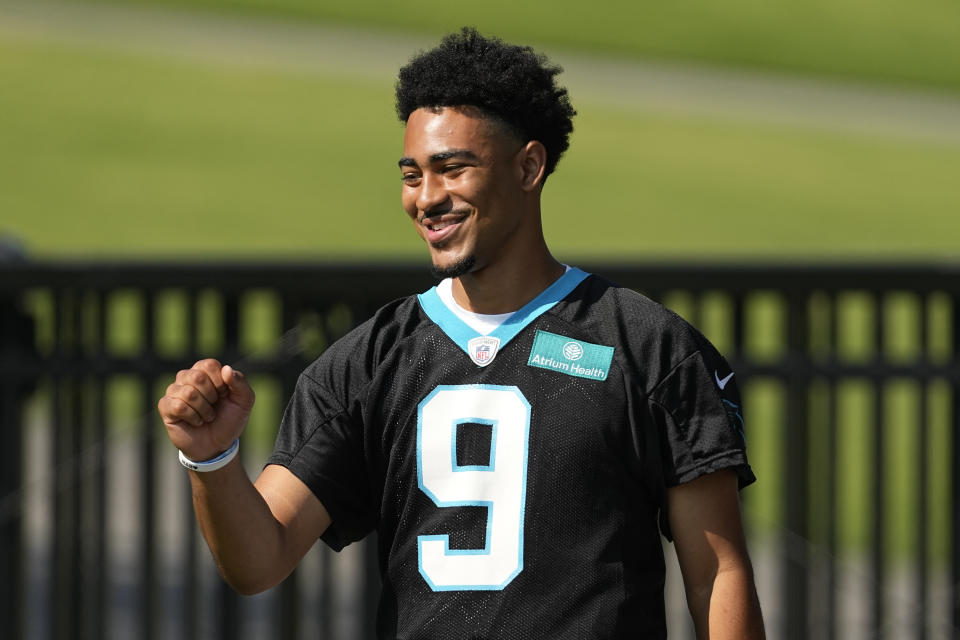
<box><xmin>1</xmin><ymin>261</ymin><xmax>958</xmax><ymax>640</ymax></box>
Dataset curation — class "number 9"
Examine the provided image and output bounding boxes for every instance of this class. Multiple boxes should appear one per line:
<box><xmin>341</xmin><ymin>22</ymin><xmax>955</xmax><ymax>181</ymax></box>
<box><xmin>416</xmin><ymin>385</ymin><xmax>531</xmax><ymax>591</ymax></box>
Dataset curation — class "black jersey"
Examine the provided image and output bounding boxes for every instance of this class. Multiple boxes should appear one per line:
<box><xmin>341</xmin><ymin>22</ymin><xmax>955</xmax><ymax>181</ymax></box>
<box><xmin>268</xmin><ymin>268</ymin><xmax>754</xmax><ymax>639</ymax></box>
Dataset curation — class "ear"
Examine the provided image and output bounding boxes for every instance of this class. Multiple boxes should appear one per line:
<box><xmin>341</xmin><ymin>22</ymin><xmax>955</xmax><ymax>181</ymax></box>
<box><xmin>517</xmin><ymin>141</ymin><xmax>547</xmax><ymax>192</ymax></box>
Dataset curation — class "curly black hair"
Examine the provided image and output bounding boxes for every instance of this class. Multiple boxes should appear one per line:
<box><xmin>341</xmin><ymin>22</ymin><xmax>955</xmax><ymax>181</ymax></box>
<box><xmin>396</xmin><ymin>27</ymin><xmax>576</xmax><ymax>178</ymax></box>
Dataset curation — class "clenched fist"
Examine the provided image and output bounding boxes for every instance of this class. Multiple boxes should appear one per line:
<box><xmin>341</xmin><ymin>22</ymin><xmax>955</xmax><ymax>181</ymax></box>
<box><xmin>158</xmin><ymin>358</ymin><xmax>256</xmax><ymax>462</ymax></box>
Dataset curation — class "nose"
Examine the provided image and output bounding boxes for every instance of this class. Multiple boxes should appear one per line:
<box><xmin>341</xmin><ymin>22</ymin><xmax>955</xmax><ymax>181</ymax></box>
<box><xmin>417</xmin><ymin>172</ymin><xmax>448</xmax><ymax>215</ymax></box>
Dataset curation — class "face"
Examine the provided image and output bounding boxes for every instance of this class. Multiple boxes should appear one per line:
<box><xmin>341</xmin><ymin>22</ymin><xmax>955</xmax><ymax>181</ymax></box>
<box><xmin>399</xmin><ymin>107</ymin><xmax>530</xmax><ymax>279</ymax></box>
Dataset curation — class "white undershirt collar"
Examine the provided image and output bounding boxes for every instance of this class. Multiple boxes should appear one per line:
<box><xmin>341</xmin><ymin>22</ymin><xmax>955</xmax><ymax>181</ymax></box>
<box><xmin>435</xmin><ymin>265</ymin><xmax>572</xmax><ymax>336</ymax></box>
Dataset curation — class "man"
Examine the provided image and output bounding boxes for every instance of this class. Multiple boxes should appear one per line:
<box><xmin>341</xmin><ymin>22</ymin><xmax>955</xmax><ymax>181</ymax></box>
<box><xmin>158</xmin><ymin>28</ymin><xmax>765</xmax><ymax>639</ymax></box>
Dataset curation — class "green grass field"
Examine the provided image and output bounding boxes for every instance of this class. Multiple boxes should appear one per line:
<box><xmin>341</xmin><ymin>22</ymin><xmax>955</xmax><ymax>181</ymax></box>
<box><xmin>3</xmin><ymin>36</ymin><xmax>959</xmax><ymax>260</ymax></box>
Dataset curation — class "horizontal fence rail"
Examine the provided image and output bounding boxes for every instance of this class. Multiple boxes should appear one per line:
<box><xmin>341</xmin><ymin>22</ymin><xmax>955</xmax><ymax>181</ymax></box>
<box><xmin>1</xmin><ymin>261</ymin><xmax>958</xmax><ymax>640</ymax></box>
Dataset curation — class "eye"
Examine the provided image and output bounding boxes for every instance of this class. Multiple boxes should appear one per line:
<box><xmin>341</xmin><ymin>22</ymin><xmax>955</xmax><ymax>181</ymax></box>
<box><xmin>441</xmin><ymin>164</ymin><xmax>466</xmax><ymax>176</ymax></box>
<box><xmin>401</xmin><ymin>172</ymin><xmax>421</xmax><ymax>186</ymax></box>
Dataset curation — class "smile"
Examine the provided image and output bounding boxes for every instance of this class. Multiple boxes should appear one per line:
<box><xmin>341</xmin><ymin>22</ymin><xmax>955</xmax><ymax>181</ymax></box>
<box><xmin>421</xmin><ymin>212</ymin><xmax>468</xmax><ymax>243</ymax></box>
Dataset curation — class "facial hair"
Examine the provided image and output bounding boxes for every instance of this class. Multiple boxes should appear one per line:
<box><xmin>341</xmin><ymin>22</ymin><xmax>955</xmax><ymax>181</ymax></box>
<box><xmin>430</xmin><ymin>255</ymin><xmax>476</xmax><ymax>280</ymax></box>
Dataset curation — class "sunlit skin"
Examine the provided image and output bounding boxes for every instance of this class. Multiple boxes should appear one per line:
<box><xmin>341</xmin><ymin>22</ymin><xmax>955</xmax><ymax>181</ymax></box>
<box><xmin>399</xmin><ymin>106</ymin><xmax>565</xmax><ymax>314</ymax></box>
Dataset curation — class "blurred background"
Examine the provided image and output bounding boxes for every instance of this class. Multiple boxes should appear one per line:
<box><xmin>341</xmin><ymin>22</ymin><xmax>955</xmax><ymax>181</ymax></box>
<box><xmin>1</xmin><ymin>0</ymin><xmax>959</xmax><ymax>638</ymax></box>
<box><xmin>3</xmin><ymin>0</ymin><xmax>960</xmax><ymax>260</ymax></box>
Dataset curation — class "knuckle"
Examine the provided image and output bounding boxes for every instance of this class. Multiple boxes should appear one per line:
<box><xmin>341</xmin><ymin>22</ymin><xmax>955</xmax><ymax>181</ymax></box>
<box><xmin>195</xmin><ymin>358</ymin><xmax>222</xmax><ymax>371</ymax></box>
<box><xmin>184</xmin><ymin>369</ymin><xmax>207</xmax><ymax>386</ymax></box>
<box><xmin>170</xmin><ymin>398</ymin><xmax>191</xmax><ymax>415</ymax></box>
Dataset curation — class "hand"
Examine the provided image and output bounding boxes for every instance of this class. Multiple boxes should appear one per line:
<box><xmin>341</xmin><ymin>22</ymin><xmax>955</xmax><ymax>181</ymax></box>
<box><xmin>158</xmin><ymin>358</ymin><xmax>256</xmax><ymax>462</ymax></box>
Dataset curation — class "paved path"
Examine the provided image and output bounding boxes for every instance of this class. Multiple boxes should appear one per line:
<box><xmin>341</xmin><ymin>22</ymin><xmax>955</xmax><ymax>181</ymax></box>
<box><xmin>2</xmin><ymin>0</ymin><xmax>960</xmax><ymax>145</ymax></box>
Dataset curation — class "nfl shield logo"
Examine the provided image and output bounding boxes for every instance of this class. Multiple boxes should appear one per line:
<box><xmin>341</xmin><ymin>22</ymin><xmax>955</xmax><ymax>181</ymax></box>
<box><xmin>467</xmin><ymin>336</ymin><xmax>501</xmax><ymax>367</ymax></box>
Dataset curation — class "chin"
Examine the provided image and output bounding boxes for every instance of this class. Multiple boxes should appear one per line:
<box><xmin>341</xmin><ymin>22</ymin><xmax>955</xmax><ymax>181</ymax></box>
<box><xmin>430</xmin><ymin>255</ymin><xmax>476</xmax><ymax>280</ymax></box>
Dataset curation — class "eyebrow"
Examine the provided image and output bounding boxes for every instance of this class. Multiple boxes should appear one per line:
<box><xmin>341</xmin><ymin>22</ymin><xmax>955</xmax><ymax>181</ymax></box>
<box><xmin>397</xmin><ymin>149</ymin><xmax>479</xmax><ymax>169</ymax></box>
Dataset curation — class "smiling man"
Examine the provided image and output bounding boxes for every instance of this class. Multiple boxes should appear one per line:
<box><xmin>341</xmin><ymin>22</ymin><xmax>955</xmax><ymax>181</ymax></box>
<box><xmin>159</xmin><ymin>28</ymin><xmax>764</xmax><ymax>639</ymax></box>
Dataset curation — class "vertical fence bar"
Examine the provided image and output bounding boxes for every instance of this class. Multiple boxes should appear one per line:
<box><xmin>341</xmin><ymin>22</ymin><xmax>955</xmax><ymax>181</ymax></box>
<box><xmin>872</xmin><ymin>293</ymin><xmax>886</xmax><ymax>639</ymax></box>
<box><xmin>319</xmin><ymin>545</ymin><xmax>334</xmax><ymax>639</ymax></box>
<box><xmin>51</xmin><ymin>374</ymin><xmax>62</xmax><ymax>640</ymax></box>
<box><xmin>80</xmin><ymin>293</ymin><xmax>95</xmax><ymax>640</ymax></box>
<box><xmin>46</xmin><ymin>289</ymin><xmax>60</xmax><ymax>640</ymax></box>
<box><xmin>784</xmin><ymin>291</ymin><xmax>809</xmax><ymax>640</ymax></box>
<box><xmin>688</xmin><ymin>289</ymin><xmax>703</xmax><ymax>337</ymax></box>
<box><xmin>140</xmin><ymin>291</ymin><xmax>158</xmax><ymax>640</ymax></box>
<box><xmin>53</xmin><ymin>288</ymin><xmax>79</xmax><ymax>640</ymax></box>
<box><xmin>277</xmin><ymin>562</ymin><xmax>301</xmax><ymax>640</ymax></box>
<box><xmin>916</xmin><ymin>296</ymin><xmax>930</xmax><ymax>640</ymax></box>
<box><xmin>69</xmin><ymin>293</ymin><xmax>84</xmax><ymax>640</ymax></box>
<box><xmin>92</xmin><ymin>290</ymin><xmax>107</xmax><ymax>640</ymax></box>
<box><xmin>731</xmin><ymin>293</ymin><xmax>746</xmax><ymax>361</ymax></box>
<box><xmin>915</xmin><ymin>378</ymin><xmax>929</xmax><ymax>640</ymax></box>
<box><xmin>0</xmin><ymin>382</ymin><xmax>24</xmax><ymax>640</ymax></box>
<box><xmin>951</xmin><ymin>293</ymin><xmax>960</xmax><ymax>640</ymax></box>
<box><xmin>826</xmin><ymin>292</ymin><xmax>838</xmax><ymax>640</ymax></box>
<box><xmin>362</xmin><ymin>537</ymin><xmax>381</xmax><ymax>640</ymax></box>
<box><xmin>0</xmin><ymin>289</ymin><xmax>30</xmax><ymax>640</ymax></box>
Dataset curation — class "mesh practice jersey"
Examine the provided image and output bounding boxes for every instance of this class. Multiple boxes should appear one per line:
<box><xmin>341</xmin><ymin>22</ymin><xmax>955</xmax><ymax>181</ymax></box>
<box><xmin>268</xmin><ymin>268</ymin><xmax>755</xmax><ymax>639</ymax></box>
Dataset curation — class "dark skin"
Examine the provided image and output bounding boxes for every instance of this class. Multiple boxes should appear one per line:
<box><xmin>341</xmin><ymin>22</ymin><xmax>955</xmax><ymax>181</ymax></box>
<box><xmin>158</xmin><ymin>106</ymin><xmax>765</xmax><ymax>638</ymax></box>
<box><xmin>399</xmin><ymin>106</ymin><xmax>564</xmax><ymax>314</ymax></box>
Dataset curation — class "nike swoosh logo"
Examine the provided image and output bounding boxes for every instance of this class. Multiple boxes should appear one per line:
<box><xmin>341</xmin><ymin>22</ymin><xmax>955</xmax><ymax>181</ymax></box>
<box><xmin>715</xmin><ymin>370</ymin><xmax>735</xmax><ymax>390</ymax></box>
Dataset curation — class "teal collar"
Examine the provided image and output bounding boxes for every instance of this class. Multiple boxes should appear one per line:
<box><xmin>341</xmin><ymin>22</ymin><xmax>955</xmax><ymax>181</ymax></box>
<box><xmin>417</xmin><ymin>267</ymin><xmax>590</xmax><ymax>357</ymax></box>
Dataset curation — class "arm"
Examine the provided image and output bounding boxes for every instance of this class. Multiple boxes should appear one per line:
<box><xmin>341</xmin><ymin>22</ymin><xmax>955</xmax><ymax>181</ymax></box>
<box><xmin>668</xmin><ymin>469</ymin><xmax>765</xmax><ymax>640</ymax></box>
<box><xmin>158</xmin><ymin>359</ymin><xmax>331</xmax><ymax>594</ymax></box>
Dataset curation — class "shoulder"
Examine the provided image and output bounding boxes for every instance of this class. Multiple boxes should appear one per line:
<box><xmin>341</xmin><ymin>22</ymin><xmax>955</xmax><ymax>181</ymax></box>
<box><xmin>571</xmin><ymin>274</ymin><xmax>691</xmax><ymax>332</ymax></box>
<box><xmin>564</xmin><ymin>274</ymin><xmax>716</xmax><ymax>391</ymax></box>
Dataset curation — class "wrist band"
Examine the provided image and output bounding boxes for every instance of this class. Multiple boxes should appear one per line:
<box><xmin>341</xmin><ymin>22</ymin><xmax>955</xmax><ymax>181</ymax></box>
<box><xmin>178</xmin><ymin>439</ymin><xmax>239</xmax><ymax>472</ymax></box>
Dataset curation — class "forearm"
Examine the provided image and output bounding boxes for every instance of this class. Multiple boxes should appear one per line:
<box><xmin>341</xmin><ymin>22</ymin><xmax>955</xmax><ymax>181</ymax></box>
<box><xmin>686</xmin><ymin>563</ymin><xmax>765</xmax><ymax>640</ymax></box>
<box><xmin>669</xmin><ymin>471</ymin><xmax>765</xmax><ymax>640</ymax></box>
<box><xmin>188</xmin><ymin>458</ymin><xmax>294</xmax><ymax>595</ymax></box>
<box><xmin>161</xmin><ymin>362</ymin><xmax>326</xmax><ymax>593</ymax></box>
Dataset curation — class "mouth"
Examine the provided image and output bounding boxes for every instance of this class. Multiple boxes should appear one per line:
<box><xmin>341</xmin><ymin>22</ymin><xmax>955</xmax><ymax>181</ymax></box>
<box><xmin>421</xmin><ymin>211</ymin><xmax>468</xmax><ymax>244</ymax></box>
<box><xmin>426</xmin><ymin>219</ymin><xmax>457</xmax><ymax>231</ymax></box>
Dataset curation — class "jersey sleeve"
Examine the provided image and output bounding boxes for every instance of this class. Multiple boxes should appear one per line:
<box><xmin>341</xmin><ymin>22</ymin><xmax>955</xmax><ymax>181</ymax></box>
<box><xmin>646</xmin><ymin>335</ymin><xmax>756</xmax><ymax>491</ymax></box>
<box><xmin>267</xmin><ymin>371</ymin><xmax>377</xmax><ymax>551</ymax></box>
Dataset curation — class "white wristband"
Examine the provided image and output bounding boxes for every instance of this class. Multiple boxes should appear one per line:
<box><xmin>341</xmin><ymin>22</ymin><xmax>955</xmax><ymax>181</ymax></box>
<box><xmin>178</xmin><ymin>439</ymin><xmax>239</xmax><ymax>472</ymax></box>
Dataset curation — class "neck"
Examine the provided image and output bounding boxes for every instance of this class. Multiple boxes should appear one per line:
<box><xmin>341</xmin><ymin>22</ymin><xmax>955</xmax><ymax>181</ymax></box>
<box><xmin>451</xmin><ymin>242</ymin><xmax>564</xmax><ymax>314</ymax></box>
